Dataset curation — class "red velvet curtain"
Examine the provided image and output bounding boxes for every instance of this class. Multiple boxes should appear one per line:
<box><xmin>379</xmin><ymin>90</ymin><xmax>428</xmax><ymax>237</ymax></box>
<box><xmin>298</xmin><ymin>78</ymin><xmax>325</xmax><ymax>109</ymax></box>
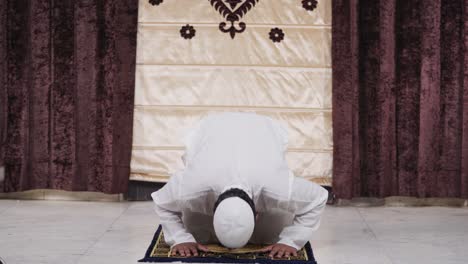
<box><xmin>332</xmin><ymin>0</ymin><xmax>468</xmax><ymax>199</ymax></box>
<box><xmin>0</xmin><ymin>1</ymin><xmax>138</xmax><ymax>194</ymax></box>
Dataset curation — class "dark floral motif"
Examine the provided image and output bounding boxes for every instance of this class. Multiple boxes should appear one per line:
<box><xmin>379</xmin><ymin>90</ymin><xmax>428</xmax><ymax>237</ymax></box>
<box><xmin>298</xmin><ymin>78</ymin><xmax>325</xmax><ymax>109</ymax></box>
<box><xmin>180</xmin><ymin>24</ymin><xmax>196</xmax><ymax>39</ymax></box>
<box><xmin>302</xmin><ymin>0</ymin><xmax>318</xmax><ymax>11</ymax></box>
<box><xmin>209</xmin><ymin>0</ymin><xmax>259</xmax><ymax>39</ymax></box>
<box><xmin>269</xmin><ymin>28</ymin><xmax>284</xmax><ymax>43</ymax></box>
<box><xmin>225</xmin><ymin>0</ymin><xmax>243</xmax><ymax>9</ymax></box>
<box><xmin>149</xmin><ymin>0</ymin><xmax>164</xmax><ymax>6</ymax></box>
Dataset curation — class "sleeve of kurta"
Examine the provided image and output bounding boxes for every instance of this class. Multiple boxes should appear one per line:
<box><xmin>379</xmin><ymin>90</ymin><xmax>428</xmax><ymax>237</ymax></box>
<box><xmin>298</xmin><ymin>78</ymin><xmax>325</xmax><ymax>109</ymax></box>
<box><xmin>276</xmin><ymin>176</ymin><xmax>329</xmax><ymax>250</ymax></box>
<box><xmin>151</xmin><ymin>172</ymin><xmax>196</xmax><ymax>246</ymax></box>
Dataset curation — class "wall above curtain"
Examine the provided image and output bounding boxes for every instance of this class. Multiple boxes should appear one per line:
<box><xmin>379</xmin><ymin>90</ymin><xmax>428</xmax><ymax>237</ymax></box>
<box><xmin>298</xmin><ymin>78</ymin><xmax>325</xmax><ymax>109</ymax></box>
<box><xmin>332</xmin><ymin>0</ymin><xmax>468</xmax><ymax>199</ymax></box>
<box><xmin>0</xmin><ymin>1</ymin><xmax>139</xmax><ymax>194</ymax></box>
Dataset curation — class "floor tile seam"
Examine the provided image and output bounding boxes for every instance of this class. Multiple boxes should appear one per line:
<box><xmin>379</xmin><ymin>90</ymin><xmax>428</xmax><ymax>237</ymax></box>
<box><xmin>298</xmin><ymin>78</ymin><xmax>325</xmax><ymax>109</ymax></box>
<box><xmin>73</xmin><ymin>202</ymin><xmax>132</xmax><ymax>264</ymax></box>
<box><xmin>356</xmin><ymin>207</ymin><xmax>396</xmax><ymax>264</ymax></box>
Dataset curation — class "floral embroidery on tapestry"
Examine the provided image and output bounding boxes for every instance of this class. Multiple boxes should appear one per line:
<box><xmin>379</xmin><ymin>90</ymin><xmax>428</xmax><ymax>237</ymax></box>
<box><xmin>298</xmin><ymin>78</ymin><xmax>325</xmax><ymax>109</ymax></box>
<box><xmin>301</xmin><ymin>0</ymin><xmax>318</xmax><ymax>11</ymax></box>
<box><xmin>180</xmin><ymin>24</ymin><xmax>196</xmax><ymax>39</ymax></box>
<box><xmin>149</xmin><ymin>0</ymin><xmax>164</xmax><ymax>6</ymax></box>
<box><xmin>149</xmin><ymin>0</ymin><xmax>319</xmax><ymax>41</ymax></box>
<box><xmin>269</xmin><ymin>28</ymin><xmax>285</xmax><ymax>43</ymax></box>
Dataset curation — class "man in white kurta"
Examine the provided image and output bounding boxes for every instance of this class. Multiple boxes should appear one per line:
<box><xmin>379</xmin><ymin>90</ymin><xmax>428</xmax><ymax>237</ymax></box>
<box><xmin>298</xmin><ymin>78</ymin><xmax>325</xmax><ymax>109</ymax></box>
<box><xmin>151</xmin><ymin>112</ymin><xmax>328</xmax><ymax>258</ymax></box>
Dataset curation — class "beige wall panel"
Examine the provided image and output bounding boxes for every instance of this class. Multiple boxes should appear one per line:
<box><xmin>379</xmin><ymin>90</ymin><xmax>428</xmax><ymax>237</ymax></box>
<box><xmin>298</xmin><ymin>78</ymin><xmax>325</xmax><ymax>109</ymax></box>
<box><xmin>130</xmin><ymin>149</ymin><xmax>183</xmax><ymax>178</ymax></box>
<box><xmin>130</xmin><ymin>149</ymin><xmax>332</xmax><ymax>182</ymax></box>
<box><xmin>136</xmin><ymin>25</ymin><xmax>331</xmax><ymax>67</ymax></box>
<box><xmin>135</xmin><ymin>66</ymin><xmax>332</xmax><ymax>108</ymax></box>
<box><xmin>285</xmin><ymin>151</ymin><xmax>332</xmax><ymax>180</ymax></box>
<box><xmin>139</xmin><ymin>0</ymin><xmax>332</xmax><ymax>25</ymax></box>
<box><xmin>132</xmin><ymin>108</ymin><xmax>332</xmax><ymax>149</ymax></box>
<box><xmin>132</xmin><ymin>0</ymin><xmax>332</xmax><ymax>184</ymax></box>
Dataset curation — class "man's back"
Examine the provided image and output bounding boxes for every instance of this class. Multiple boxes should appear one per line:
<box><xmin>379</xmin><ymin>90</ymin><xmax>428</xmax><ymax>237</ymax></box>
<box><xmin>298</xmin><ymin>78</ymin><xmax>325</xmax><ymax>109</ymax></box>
<box><xmin>186</xmin><ymin>113</ymin><xmax>287</xmax><ymax>177</ymax></box>
<box><xmin>181</xmin><ymin>112</ymin><xmax>291</xmax><ymax>198</ymax></box>
<box><xmin>151</xmin><ymin>112</ymin><xmax>329</xmax><ymax>250</ymax></box>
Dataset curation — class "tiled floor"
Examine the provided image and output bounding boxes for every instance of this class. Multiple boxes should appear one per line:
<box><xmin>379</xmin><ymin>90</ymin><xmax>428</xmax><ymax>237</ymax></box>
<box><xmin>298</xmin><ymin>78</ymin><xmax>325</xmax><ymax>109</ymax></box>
<box><xmin>0</xmin><ymin>200</ymin><xmax>467</xmax><ymax>264</ymax></box>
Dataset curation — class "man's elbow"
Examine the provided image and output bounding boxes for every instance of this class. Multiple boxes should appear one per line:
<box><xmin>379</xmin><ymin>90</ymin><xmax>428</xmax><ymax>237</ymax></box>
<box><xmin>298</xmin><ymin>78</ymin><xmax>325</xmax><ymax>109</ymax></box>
<box><xmin>303</xmin><ymin>186</ymin><xmax>328</xmax><ymax>215</ymax></box>
<box><xmin>151</xmin><ymin>190</ymin><xmax>165</xmax><ymax>207</ymax></box>
<box><xmin>151</xmin><ymin>191</ymin><xmax>158</xmax><ymax>203</ymax></box>
<box><xmin>318</xmin><ymin>186</ymin><xmax>329</xmax><ymax>206</ymax></box>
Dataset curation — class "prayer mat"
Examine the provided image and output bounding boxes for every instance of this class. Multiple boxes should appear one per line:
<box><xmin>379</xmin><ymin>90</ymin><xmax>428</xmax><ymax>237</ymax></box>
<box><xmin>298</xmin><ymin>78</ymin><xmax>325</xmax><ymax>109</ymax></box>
<box><xmin>139</xmin><ymin>225</ymin><xmax>317</xmax><ymax>264</ymax></box>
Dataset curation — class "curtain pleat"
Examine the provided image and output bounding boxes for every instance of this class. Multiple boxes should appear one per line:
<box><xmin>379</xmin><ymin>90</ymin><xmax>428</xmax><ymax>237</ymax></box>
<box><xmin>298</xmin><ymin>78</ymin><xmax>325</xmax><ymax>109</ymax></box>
<box><xmin>0</xmin><ymin>0</ymin><xmax>139</xmax><ymax>194</ymax></box>
<box><xmin>332</xmin><ymin>0</ymin><xmax>361</xmax><ymax>198</ymax></box>
<box><xmin>332</xmin><ymin>0</ymin><xmax>468</xmax><ymax>199</ymax></box>
<box><xmin>0</xmin><ymin>0</ymin><xmax>6</xmax><ymax>172</ymax></box>
<box><xmin>462</xmin><ymin>0</ymin><xmax>468</xmax><ymax>199</ymax></box>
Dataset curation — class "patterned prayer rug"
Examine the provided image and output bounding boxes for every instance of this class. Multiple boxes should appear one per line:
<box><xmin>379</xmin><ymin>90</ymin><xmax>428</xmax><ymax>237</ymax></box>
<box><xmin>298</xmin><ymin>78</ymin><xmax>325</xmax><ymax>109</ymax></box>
<box><xmin>139</xmin><ymin>225</ymin><xmax>317</xmax><ymax>263</ymax></box>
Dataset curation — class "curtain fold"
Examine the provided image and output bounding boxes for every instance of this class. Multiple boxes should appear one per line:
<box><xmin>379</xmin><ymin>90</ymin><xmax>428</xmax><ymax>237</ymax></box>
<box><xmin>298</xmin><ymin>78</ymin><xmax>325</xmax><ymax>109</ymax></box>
<box><xmin>0</xmin><ymin>0</ymin><xmax>138</xmax><ymax>194</ymax></box>
<box><xmin>332</xmin><ymin>0</ymin><xmax>468</xmax><ymax>199</ymax></box>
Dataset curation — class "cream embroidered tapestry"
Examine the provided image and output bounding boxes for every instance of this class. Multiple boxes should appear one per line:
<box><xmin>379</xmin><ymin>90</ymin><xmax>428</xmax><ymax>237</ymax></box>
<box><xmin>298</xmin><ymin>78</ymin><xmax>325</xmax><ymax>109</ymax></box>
<box><xmin>131</xmin><ymin>0</ymin><xmax>332</xmax><ymax>186</ymax></box>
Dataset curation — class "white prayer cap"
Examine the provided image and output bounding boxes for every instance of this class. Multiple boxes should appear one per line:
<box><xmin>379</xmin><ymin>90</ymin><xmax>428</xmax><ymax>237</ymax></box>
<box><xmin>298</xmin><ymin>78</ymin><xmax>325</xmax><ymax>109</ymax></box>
<box><xmin>213</xmin><ymin>197</ymin><xmax>255</xmax><ymax>249</ymax></box>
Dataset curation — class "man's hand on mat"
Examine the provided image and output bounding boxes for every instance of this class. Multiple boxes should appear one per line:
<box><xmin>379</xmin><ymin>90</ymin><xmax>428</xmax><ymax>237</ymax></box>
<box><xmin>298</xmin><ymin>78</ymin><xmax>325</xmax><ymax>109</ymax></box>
<box><xmin>260</xmin><ymin>243</ymin><xmax>298</xmax><ymax>258</ymax></box>
<box><xmin>171</xmin><ymin>242</ymin><xmax>209</xmax><ymax>257</ymax></box>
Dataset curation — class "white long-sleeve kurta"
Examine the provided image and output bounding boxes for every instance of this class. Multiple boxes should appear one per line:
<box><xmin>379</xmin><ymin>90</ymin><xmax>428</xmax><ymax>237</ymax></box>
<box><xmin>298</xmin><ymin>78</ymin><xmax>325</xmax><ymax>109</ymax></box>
<box><xmin>151</xmin><ymin>112</ymin><xmax>328</xmax><ymax>250</ymax></box>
